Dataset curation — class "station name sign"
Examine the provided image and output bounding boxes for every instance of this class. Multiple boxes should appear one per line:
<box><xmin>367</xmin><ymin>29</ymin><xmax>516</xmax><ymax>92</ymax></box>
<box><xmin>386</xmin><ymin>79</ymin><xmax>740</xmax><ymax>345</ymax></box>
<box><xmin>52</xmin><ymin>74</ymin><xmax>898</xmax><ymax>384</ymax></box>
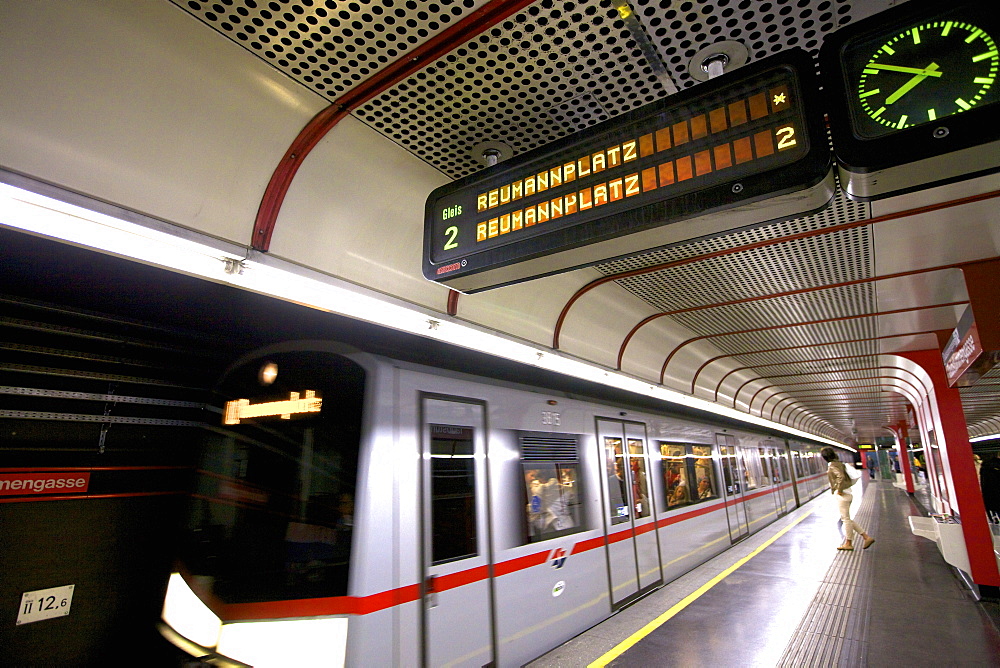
<box><xmin>0</xmin><ymin>471</ymin><xmax>90</xmax><ymax>496</ymax></box>
<box><xmin>423</xmin><ymin>49</ymin><xmax>832</xmax><ymax>292</ymax></box>
<box><xmin>942</xmin><ymin>306</ymin><xmax>999</xmax><ymax>387</ymax></box>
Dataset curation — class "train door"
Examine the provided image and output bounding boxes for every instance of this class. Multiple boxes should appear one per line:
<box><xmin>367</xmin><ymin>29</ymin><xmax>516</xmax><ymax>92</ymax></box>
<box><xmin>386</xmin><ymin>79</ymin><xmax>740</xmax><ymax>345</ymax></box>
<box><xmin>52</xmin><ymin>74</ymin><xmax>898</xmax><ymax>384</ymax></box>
<box><xmin>717</xmin><ymin>434</ymin><xmax>750</xmax><ymax>542</ymax></box>
<box><xmin>596</xmin><ymin>419</ymin><xmax>660</xmax><ymax>608</ymax></box>
<box><xmin>785</xmin><ymin>442</ymin><xmax>803</xmax><ymax>507</ymax></box>
<box><xmin>766</xmin><ymin>446</ymin><xmax>788</xmax><ymax>517</ymax></box>
<box><xmin>420</xmin><ymin>397</ymin><xmax>494</xmax><ymax>668</ymax></box>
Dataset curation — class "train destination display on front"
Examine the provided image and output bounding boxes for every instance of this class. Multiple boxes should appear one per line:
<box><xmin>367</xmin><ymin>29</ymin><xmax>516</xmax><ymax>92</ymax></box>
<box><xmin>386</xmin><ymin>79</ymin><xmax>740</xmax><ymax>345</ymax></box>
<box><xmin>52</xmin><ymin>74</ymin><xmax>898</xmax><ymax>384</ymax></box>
<box><xmin>423</xmin><ymin>49</ymin><xmax>832</xmax><ymax>293</ymax></box>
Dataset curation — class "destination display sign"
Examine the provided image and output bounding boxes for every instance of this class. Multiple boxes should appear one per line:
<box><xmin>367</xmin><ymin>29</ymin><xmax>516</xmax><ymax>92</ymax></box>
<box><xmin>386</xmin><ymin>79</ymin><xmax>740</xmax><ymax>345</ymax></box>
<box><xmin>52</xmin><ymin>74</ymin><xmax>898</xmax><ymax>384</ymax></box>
<box><xmin>423</xmin><ymin>49</ymin><xmax>832</xmax><ymax>292</ymax></box>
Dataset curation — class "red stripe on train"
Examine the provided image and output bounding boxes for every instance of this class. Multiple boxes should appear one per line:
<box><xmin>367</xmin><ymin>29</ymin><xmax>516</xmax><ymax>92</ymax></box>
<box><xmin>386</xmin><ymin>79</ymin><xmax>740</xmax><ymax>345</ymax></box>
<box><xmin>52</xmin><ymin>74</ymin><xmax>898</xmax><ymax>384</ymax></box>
<box><xmin>205</xmin><ymin>474</ymin><xmax>829</xmax><ymax>621</ymax></box>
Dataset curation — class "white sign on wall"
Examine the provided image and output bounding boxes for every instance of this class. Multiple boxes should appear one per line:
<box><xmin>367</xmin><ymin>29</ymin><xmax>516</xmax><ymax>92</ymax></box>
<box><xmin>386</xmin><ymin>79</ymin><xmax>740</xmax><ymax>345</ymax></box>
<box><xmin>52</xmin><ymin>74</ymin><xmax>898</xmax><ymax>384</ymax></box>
<box><xmin>17</xmin><ymin>584</ymin><xmax>74</xmax><ymax>625</ymax></box>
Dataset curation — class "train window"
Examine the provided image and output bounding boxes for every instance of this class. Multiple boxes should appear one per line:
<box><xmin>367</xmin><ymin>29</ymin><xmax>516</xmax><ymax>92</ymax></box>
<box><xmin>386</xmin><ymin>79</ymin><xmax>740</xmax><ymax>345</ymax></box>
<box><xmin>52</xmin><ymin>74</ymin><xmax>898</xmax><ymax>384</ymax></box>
<box><xmin>742</xmin><ymin>453</ymin><xmax>759</xmax><ymax>490</ymax></box>
<box><xmin>692</xmin><ymin>446</ymin><xmax>719</xmax><ymax>502</ymax></box>
<box><xmin>792</xmin><ymin>450</ymin><xmax>804</xmax><ymax>477</ymax></box>
<box><xmin>662</xmin><ymin>444</ymin><xmax>690</xmax><ymax>507</ymax></box>
<box><xmin>659</xmin><ymin>443</ymin><xmax>720</xmax><ymax>508</ymax></box>
<box><xmin>778</xmin><ymin>451</ymin><xmax>790</xmax><ymax>482</ymax></box>
<box><xmin>760</xmin><ymin>448</ymin><xmax>771</xmax><ymax>484</ymax></box>
<box><xmin>183</xmin><ymin>349</ymin><xmax>363</xmax><ymax>604</ymax></box>
<box><xmin>604</xmin><ymin>437</ymin><xmax>631</xmax><ymax>525</ymax></box>
<box><xmin>520</xmin><ymin>432</ymin><xmax>584</xmax><ymax>543</ymax></box>
<box><xmin>627</xmin><ymin>439</ymin><xmax>652</xmax><ymax>518</ymax></box>
<box><xmin>430</xmin><ymin>424</ymin><xmax>478</xmax><ymax>563</ymax></box>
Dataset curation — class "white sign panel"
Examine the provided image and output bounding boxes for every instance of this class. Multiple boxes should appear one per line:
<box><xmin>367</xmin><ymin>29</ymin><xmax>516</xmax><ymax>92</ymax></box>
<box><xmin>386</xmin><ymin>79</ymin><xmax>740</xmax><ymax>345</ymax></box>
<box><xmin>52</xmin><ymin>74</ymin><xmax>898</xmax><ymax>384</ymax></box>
<box><xmin>17</xmin><ymin>584</ymin><xmax>74</xmax><ymax>625</ymax></box>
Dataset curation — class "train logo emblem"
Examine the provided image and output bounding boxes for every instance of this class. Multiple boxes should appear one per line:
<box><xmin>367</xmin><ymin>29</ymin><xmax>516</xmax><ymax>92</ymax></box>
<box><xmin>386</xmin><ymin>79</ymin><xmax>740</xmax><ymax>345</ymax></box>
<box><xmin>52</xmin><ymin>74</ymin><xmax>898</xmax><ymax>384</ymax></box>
<box><xmin>550</xmin><ymin>547</ymin><xmax>567</xmax><ymax>569</ymax></box>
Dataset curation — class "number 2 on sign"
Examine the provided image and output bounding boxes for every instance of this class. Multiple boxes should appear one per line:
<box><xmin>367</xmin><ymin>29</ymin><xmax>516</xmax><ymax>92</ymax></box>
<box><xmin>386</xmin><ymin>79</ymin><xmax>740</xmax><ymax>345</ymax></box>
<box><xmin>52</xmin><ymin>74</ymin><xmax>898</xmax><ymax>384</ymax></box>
<box><xmin>443</xmin><ymin>226</ymin><xmax>459</xmax><ymax>250</ymax></box>
<box><xmin>775</xmin><ymin>125</ymin><xmax>797</xmax><ymax>150</ymax></box>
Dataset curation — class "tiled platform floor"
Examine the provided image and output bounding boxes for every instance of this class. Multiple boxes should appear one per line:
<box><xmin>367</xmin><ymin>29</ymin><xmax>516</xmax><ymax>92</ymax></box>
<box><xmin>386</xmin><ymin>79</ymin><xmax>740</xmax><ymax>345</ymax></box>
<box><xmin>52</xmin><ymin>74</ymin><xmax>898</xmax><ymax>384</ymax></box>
<box><xmin>528</xmin><ymin>478</ymin><xmax>1000</xmax><ymax>667</ymax></box>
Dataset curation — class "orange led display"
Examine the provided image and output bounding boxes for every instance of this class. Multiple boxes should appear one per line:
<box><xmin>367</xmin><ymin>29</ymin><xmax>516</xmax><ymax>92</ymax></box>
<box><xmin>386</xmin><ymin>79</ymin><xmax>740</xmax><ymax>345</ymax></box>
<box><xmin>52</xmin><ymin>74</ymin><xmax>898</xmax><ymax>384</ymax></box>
<box><xmin>714</xmin><ymin>144</ymin><xmax>733</xmax><ymax>170</ymax></box>
<box><xmin>426</xmin><ymin>52</ymin><xmax>825</xmax><ymax>293</ymax></box>
<box><xmin>754</xmin><ymin>130</ymin><xmax>775</xmax><ymax>158</ymax></box>
<box><xmin>672</xmin><ymin>120</ymin><xmax>690</xmax><ymax>146</ymax></box>
<box><xmin>675</xmin><ymin>155</ymin><xmax>694</xmax><ymax>182</ymax></box>
<box><xmin>709</xmin><ymin>107</ymin><xmax>728</xmax><ymax>134</ymax></box>
<box><xmin>655</xmin><ymin>127</ymin><xmax>671</xmax><ymax>152</ymax></box>
<box><xmin>729</xmin><ymin>99</ymin><xmax>748</xmax><ymax>126</ymax></box>
<box><xmin>734</xmin><ymin>137</ymin><xmax>754</xmax><ymax>164</ymax></box>
<box><xmin>749</xmin><ymin>92</ymin><xmax>769</xmax><ymax>120</ymax></box>
<box><xmin>639</xmin><ymin>133</ymin><xmax>655</xmax><ymax>157</ymax></box>
<box><xmin>690</xmin><ymin>115</ymin><xmax>709</xmax><ymax>140</ymax></box>
<box><xmin>694</xmin><ymin>150</ymin><xmax>713</xmax><ymax>177</ymax></box>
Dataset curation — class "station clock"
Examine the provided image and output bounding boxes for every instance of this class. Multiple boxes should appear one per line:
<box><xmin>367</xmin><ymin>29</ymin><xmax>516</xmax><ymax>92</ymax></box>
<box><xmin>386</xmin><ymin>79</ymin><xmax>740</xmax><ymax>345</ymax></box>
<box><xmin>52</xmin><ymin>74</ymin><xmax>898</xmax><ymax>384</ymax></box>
<box><xmin>820</xmin><ymin>0</ymin><xmax>1000</xmax><ymax>200</ymax></box>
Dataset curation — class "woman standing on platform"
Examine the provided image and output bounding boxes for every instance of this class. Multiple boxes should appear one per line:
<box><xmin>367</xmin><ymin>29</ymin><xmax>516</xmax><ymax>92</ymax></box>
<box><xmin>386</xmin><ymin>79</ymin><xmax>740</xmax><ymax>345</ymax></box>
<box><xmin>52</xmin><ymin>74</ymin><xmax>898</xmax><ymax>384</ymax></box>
<box><xmin>821</xmin><ymin>446</ymin><xmax>875</xmax><ymax>551</ymax></box>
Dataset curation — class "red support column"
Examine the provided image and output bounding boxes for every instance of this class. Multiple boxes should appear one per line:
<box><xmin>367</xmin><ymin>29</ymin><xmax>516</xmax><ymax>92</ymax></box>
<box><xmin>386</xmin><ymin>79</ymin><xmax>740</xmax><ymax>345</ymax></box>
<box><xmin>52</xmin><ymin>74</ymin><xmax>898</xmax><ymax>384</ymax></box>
<box><xmin>900</xmin><ymin>348</ymin><xmax>1000</xmax><ymax>587</ymax></box>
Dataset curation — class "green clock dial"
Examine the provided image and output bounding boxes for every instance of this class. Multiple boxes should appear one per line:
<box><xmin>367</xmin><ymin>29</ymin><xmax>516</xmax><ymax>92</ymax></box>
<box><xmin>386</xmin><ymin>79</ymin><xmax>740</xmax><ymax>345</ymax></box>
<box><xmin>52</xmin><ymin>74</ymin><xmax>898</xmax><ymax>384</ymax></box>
<box><xmin>854</xmin><ymin>20</ymin><xmax>998</xmax><ymax>136</ymax></box>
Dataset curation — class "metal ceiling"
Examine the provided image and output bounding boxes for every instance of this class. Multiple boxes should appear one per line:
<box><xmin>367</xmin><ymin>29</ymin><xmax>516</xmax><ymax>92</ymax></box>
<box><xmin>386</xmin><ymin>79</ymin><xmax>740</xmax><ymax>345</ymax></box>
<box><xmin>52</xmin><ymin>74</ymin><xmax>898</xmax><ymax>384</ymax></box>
<box><xmin>169</xmin><ymin>0</ymin><xmax>998</xmax><ymax>445</ymax></box>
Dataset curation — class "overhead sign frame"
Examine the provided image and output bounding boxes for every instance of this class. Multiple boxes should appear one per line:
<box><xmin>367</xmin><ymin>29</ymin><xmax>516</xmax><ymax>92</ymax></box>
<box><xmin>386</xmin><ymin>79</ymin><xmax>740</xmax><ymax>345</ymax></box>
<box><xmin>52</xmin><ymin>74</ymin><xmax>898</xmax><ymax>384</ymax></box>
<box><xmin>423</xmin><ymin>48</ymin><xmax>833</xmax><ymax>293</ymax></box>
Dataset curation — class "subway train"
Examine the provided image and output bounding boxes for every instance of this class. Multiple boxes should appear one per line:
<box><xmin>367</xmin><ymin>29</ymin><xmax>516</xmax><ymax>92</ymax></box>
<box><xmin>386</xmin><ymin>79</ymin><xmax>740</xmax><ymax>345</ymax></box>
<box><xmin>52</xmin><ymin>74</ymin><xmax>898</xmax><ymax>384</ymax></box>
<box><xmin>159</xmin><ymin>340</ymin><xmax>831</xmax><ymax>667</ymax></box>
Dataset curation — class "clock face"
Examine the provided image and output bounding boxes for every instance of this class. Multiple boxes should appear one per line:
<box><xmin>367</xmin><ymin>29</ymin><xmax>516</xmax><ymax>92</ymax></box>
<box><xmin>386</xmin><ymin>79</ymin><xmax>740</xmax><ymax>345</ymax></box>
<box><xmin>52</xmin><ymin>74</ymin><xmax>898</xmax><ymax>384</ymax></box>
<box><xmin>850</xmin><ymin>20</ymin><xmax>998</xmax><ymax>138</ymax></box>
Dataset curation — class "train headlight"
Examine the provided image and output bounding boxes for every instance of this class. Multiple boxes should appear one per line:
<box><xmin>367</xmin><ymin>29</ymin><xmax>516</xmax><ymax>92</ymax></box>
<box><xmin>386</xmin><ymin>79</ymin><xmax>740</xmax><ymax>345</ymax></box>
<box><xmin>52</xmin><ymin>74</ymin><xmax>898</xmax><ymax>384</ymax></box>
<box><xmin>216</xmin><ymin>617</ymin><xmax>349</xmax><ymax>668</ymax></box>
<box><xmin>161</xmin><ymin>572</ymin><xmax>222</xmax><ymax>649</ymax></box>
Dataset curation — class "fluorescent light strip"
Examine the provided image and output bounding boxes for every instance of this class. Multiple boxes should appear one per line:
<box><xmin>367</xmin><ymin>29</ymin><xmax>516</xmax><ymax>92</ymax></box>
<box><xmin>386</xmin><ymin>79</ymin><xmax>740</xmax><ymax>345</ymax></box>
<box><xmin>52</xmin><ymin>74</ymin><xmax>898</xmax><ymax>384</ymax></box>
<box><xmin>971</xmin><ymin>434</ymin><xmax>1000</xmax><ymax>443</ymax></box>
<box><xmin>0</xmin><ymin>178</ymin><xmax>846</xmax><ymax>449</ymax></box>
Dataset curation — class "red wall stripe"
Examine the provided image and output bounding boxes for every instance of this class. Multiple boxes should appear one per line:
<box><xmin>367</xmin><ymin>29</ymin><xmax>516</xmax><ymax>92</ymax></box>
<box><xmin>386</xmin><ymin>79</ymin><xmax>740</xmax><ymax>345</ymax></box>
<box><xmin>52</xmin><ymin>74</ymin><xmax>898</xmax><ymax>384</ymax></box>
<box><xmin>0</xmin><ymin>490</ymin><xmax>185</xmax><ymax>504</ymax></box>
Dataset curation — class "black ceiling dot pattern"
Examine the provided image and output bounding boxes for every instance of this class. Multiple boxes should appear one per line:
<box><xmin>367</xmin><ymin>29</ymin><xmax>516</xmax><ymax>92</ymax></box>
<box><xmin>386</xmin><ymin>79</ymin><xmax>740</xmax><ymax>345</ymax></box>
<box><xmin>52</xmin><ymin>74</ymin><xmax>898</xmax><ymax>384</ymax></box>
<box><xmin>354</xmin><ymin>0</ymin><xmax>672</xmax><ymax>178</ymax></box>
<box><xmin>176</xmin><ymin>0</ymin><xmax>484</xmax><ymax>97</ymax></box>
<box><xmin>172</xmin><ymin>0</ymin><xmax>862</xmax><ymax>179</ymax></box>
<box><xmin>633</xmin><ymin>0</ymin><xmax>854</xmax><ymax>87</ymax></box>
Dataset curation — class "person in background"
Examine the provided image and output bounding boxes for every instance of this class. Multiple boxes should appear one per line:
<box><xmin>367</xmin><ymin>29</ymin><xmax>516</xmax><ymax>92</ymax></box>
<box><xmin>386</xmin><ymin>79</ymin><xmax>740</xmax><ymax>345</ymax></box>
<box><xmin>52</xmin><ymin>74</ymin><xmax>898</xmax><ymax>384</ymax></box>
<box><xmin>821</xmin><ymin>446</ymin><xmax>874</xmax><ymax>551</ymax></box>
<box><xmin>980</xmin><ymin>452</ymin><xmax>1000</xmax><ymax>524</ymax></box>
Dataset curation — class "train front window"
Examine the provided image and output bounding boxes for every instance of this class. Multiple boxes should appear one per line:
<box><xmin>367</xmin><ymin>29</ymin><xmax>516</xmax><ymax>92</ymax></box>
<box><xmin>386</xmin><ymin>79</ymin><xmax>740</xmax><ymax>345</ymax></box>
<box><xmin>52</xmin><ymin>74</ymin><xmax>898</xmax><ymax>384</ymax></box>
<box><xmin>182</xmin><ymin>349</ymin><xmax>364</xmax><ymax>604</ymax></box>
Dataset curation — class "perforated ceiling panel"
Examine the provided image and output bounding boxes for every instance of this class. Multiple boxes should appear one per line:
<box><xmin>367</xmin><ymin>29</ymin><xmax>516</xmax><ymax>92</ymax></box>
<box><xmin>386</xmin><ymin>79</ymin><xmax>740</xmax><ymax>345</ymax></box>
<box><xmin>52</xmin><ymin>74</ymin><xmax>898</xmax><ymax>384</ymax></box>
<box><xmin>634</xmin><ymin>0</ymin><xmax>852</xmax><ymax>87</ymax></box>
<box><xmin>174</xmin><ymin>0</ymin><xmax>491</xmax><ymax>98</ymax></box>
<box><xmin>354</xmin><ymin>0</ymin><xmax>676</xmax><ymax>178</ymax></box>
<box><xmin>604</xmin><ymin>188</ymin><xmax>880</xmax><ymax>435</ymax></box>
<box><xmin>616</xmin><ymin>226</ymin><xmax>873</xmax><ymax>313</ymax></box>
<box><xmin>172</xmin><ymin>0</ymin><xmax>866</xmax><ymax>179</ymax></box>
<box><xmin>596</xmin><ymin>188</ymin><xmax>869</xmax><ymax>274</ymax></box>
<box><xmin>163</xmin><ymin>0</ymin><xmax>994</xmax><ymax>443</ymax></box>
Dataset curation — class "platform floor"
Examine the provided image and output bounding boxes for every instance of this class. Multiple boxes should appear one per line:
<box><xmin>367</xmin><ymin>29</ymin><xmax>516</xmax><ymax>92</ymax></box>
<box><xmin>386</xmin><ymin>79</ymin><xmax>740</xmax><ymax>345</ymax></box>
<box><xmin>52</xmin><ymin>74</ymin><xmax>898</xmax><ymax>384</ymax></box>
<box><xmin>527</xmin><ymin>478</ymin><xmax>1000</xmax><ymax>667</ymax></box>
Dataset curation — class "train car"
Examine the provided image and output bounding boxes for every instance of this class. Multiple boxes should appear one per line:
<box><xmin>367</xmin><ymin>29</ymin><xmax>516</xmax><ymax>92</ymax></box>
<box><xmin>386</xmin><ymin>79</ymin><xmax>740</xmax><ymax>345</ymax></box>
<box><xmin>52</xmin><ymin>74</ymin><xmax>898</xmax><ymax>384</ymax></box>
<box><xmin>159</xmin><ymin>341</ymin><xmax>830</xmax><ymax>667</ymax></box>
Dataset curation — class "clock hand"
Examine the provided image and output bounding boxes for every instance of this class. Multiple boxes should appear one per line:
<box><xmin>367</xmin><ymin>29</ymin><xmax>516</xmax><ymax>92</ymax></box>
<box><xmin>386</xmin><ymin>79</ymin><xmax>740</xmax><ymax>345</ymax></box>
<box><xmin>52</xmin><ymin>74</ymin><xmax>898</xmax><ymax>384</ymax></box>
<box><xmin>868</xmin><ymin>63</ymin><xmax>943</xmax><ymax>77</ymax></box>
<box><xmin>884</xmin><ymin>62</ymin><xmax>941</xmax><ymax>105</ymax></box>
